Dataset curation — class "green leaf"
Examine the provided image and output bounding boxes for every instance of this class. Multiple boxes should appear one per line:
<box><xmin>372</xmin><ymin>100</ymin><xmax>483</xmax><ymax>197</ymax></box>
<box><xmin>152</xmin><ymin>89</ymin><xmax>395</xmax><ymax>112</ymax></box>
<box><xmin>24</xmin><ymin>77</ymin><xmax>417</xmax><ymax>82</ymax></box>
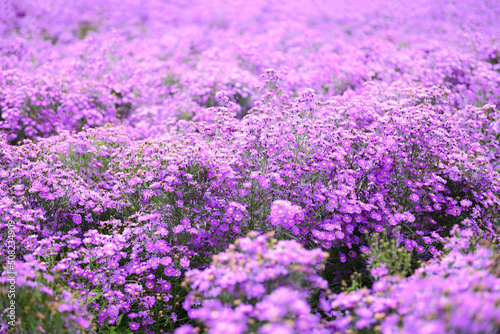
<box><xmin>116</xmin><ymin>313</ymin><xmax>124</xmax><ymax>327</ymax></box>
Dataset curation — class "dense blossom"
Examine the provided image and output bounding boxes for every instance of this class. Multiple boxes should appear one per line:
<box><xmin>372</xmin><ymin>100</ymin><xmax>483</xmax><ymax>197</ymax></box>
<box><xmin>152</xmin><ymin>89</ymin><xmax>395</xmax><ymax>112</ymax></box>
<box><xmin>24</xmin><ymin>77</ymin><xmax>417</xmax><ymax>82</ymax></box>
<box><xmin>324</xmin><ymin>227</ymin><xmax>500</xmax><ymax>333</ymax></box>
<box><xmin>0</xmin><ymin>255</ymin><xmax>90</xmax><ymax>333</ymax></box>
<box><xmin>177</xmin><ymin>231</ymin><xmax>329</xmax><ymax>334</ymax></box>
<box><xmin>0</xmin><ymin>0</ymin><xmax>500</xmax><ymax>333</ymax></box>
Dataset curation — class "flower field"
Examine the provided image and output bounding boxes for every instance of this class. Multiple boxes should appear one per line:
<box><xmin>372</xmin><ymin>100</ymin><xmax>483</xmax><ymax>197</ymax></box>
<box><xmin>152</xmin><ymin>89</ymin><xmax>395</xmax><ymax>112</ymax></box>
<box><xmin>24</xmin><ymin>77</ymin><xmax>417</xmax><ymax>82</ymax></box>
<box><xmin>1</xmin><ymin>0</ymin><xmax>500</xmax><ymax>333</ymax></box>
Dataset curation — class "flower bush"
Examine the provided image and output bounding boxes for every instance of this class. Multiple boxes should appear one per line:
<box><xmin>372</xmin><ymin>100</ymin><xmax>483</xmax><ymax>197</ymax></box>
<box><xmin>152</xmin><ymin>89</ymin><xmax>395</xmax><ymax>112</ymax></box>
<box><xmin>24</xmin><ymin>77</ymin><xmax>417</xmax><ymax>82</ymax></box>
<box><xmin>177</xmin><ymin>231</ymin><xmax>329</xmax><ymax>334</ymax></box>
<box><xmin>0</xmin><ymin>255</ymin><xmax>90</xmax><ymax>334</ymax></box>
<box><xmin>0</xmin><ymin>0</ymin><xmax>500</xmax><ymax>333</ymax></box>
<box><xmin>323</xmin><ymin>226</ymin><xmax>500</xmax><ymax>333</ymax></box>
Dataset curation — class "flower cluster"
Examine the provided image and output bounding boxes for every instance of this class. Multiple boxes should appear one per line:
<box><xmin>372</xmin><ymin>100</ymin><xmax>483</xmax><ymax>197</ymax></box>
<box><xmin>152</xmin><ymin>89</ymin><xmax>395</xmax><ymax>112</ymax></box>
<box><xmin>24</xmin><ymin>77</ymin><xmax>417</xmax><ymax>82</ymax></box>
<box><xmin>323</xmin><ymin>227</ymin><xmax>500</xmax><ymax>333</ymax></box>
<box><xmin>1</xmin><ymin>0</ymin><xmax>500</xmax><ymax>332</ymax></box>
<box><xmin>0</xmin><ymin>255</ymin><xmax>90</xmax><ymax>334</ymax></box>
<box><xmin>269</xmin><ymin>200</ymin><xmax>304</xmax><ymax>230</ymax></box>
<box><xmin>177</xmin><ymin>231</ymin><xmax>329</xmax><ymax>334</ymax></box>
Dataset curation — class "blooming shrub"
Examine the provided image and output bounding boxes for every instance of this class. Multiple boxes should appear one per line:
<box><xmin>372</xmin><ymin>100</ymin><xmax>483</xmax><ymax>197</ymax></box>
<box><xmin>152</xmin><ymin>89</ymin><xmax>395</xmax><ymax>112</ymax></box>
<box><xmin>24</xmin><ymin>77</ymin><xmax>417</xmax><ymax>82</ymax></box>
<box><xmin>323</xmin><ymin>226</ymin><xmax>500</xmax><ymax>333</ymax></box>
<box><xmin>177</xmin><ymin>231</ymin><xmax>329</xmax><ymax>334</ymax></box>
<box><xmin>0</xmin><ymin>256</ymin><xmax>90</xmax><ymax>334</ymax></box>
<box><xmin>0</xmin><ymin>0</ymin><xmax>500</xmax><ymax>333</ymax></box>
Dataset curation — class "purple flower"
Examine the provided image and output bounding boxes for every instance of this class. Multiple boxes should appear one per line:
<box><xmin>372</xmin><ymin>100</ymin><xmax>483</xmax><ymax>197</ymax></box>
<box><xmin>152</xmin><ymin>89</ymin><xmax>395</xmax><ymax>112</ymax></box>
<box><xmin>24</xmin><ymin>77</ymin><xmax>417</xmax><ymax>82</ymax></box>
<box><xmin>164</xmin><ymin>267</ymin><xmax>176</xmax><ymax>276</ymax></box>
<box><xmin>322</xmin><ymin>240</ymin><xmax>332</xmax><ymax>249</ymax></box>
<box><xmin>98</xmin><ymin>311</ymin><xmax>108</xmax><ymax>320</ymax></box>
<box><xmin>405</xmin><ymin>240</ymin><xmax>414</xmax><ymax>252</ymax></box>
<box><xmin>434</xmin><ymin>183</ymin><xmax>445</xmax><ymax>191</ymax></box>
<box><xmin>180</xmin><ymin>256</ymin><xmax>190</xmax><ymax>268</ymax></box>
<box><xmin>340</xmin><ymin>253</ymin><xmax>346</xmax><ymax>263</ymax></box>
<box><xmin>173</xmin><ymin>225</ymin><xmax>185</xmax><ymax>234</ymax></box>
<box><xmin>174</xmin><ymin>325</ymin><xmax>196</xmax><ymax>334</ymax></box>
<box><xmin>357</xmin><ymin>307</ymin><xmax>373</xmax><ymax>318</ymax></box>
<box><xmin>460</xmin><ymin>199</ymin><xmax>472</xmax><ymax>207</ymax></box>
<box><xmin>72</xmin><ymin>214</ymin><xmax>82</xmax><ymax>225</ymax></box>
<box><xmin>360</xmin><ymin>246</ymin><xmax>370</xmax><ymax>254</ymax></box>
<box><xmin>371</xmin><ymin>211</ymin><xmax>382</xmax><ymax>221</ymax></box>
<box><xmin>446</xmin><ymin>206</ymin><xmax>462</xmax><ymax>216</ymax></box>
<box><xmin>129</xmin><ymin>322</ymin><xmax>140</xmax><ymax>331</ymax></box>
<box><xmin>409</xmin><ymin>193</ymin><xmax>419</xmax><ymax>202</ymax></box>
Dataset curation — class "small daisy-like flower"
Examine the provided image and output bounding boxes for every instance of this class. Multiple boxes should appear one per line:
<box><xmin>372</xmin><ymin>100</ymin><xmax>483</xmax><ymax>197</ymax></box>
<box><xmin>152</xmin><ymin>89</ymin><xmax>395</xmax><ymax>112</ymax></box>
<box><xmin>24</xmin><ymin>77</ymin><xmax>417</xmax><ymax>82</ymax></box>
<box><xmin>98</xmin><ymin>311</ymin><xmax>108</xmax><ymax>320</ymax></box>
<box><xmin>388</xmin><ymin>215</ymin><xmax>397</xmax><ymax>226</ymax></box>
<box><xmin>145</xmin><ymin>242</ymin><xmax>155</xmax><ymax>252</ymax></box>
<box><xmin>72</xmin><ymin>214</ymin><xmax>82</xmax><ymax>225</ymax></box>
<box><xmin>371</xmin><ymin>211</ymin><xmax>382</xmax><ymax>221</ymax></box>
<box><xmin>416</xmin><ymin>246</ymin><xmax>425</xmax><ymax>253</ymax></box>
<box><xmin>447</xmin><ymin>206</ymin><xmax>462</xmax><ymax>216</ymax></box>
<box><xmin>234</xmin><ymin>212</ymin><xmax>243</xmax><ymax>221</ymax></box>
<box><xmin>161</xmin><ymin>281</ymin><xmax>171</xmax><ymax>291</ymax></box>
<box><xmin>404</xmin><ymin>179</ymin><xmax>414</xmax><ymax>187</ymax></box>
<box><xmin>180</xmin><ymin>257</ymin><xmax>190</xmax><ymax>268</ymax></box>
<box><xmin>145</xmin><ymin>280</ymin><xmax>154</xmax><ymax>289</ymax></box>
<box><xmin>374</xmin><ymin>224</ymin><xmax>383</xmax><ymax>232</ymax></box>
<box><xmin>460</xmin><ymin>199</ymin><xmax>472</xmax><ymax>207</ymax></box>
<box><xmin>267</xmin><ymin>147</ymin><xmax>276</xmax><ymax>155</ymax></box>
<box><xmin>434</xmin><ymin>183</ymin><xmax>445</xmax><ymax>191</ymax></box>
<box><xmin>173</xmin><ymin>225</ymin><xmax>184</xmax><ymax>234</ymax></box>
<box><xmin>104</xmin><ymin>248</ymin><xmax>115</xmax><ymax>256</ymax></box>
<box><xmin>339</xmin><ymin>253</ymin><xmax>346</xmax><ymax>263</ymax></box>
<box><xmin>156</xmin><ymin>240</ymin><xmax>168</xmax><ymax>253</ymax></box>
<box><xmin>160</xmin><ymin>256</ymin><xmax>172</xmax><ymax>266</ymax></box>
<box><xmin>405</xmin><ymin>212</ymin><xmax>416</xmax><ymax>222</ymax></box>
<box><xmin>322</xmin><ymin>240</ymin><xmax>332</xmax><ymax>249</ymax></box>
<box><xmin>129</xmin><ymin>322</ymin><xmax>140</xmax><ymax>331</ymax></box>
<box><xmin>164</xmin><ymin>267</ymin><xmax>176</xmax><ymax>276</ymax></box>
